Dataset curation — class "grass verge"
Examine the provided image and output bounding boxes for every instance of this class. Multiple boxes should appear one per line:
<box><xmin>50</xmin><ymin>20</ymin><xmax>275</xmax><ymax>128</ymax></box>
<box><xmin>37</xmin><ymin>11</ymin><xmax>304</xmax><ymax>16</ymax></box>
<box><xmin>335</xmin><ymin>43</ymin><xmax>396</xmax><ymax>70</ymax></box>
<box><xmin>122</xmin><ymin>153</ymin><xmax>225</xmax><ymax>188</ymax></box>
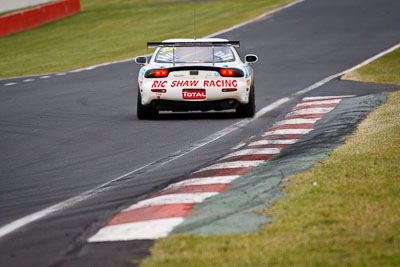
<box><xmin>0</xmin><ymin>0</ymin><xmax>293</xmax><ymax>78</ymax></box>
<box><xmin>342</xmin><ymin>47</ymin><xmax>400</xmax><ymax>84</ymax></box>
<box><xmin>139</xmin><ymin>53</ymin><xmax>400</xmax><ymax>265</ymax></box>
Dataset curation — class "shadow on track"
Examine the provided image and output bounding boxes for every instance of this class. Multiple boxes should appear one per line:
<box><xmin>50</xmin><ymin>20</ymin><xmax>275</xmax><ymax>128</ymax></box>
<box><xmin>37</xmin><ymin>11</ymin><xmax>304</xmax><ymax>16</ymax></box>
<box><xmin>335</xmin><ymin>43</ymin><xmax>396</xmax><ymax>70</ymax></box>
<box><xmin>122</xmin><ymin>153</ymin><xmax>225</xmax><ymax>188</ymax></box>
<box><xmin>136</xmin><ymin>111</ymin><xmax>240</xmax><ymax>121</ymax></box>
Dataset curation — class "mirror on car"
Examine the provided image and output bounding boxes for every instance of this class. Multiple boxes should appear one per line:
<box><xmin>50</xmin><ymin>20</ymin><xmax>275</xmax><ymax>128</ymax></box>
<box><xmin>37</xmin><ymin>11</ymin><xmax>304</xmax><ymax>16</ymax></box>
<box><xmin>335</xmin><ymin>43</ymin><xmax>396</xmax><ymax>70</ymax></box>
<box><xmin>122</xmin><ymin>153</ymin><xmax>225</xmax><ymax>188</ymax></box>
<box><xmin>135</xmin><ymin>56</ymin><xmax>148</xmax><ymax>65</ymax></box>
<box><xmin>245</xmin><ymin>54</ymin><xmax>258</xmax><ymax>64</ymax></box>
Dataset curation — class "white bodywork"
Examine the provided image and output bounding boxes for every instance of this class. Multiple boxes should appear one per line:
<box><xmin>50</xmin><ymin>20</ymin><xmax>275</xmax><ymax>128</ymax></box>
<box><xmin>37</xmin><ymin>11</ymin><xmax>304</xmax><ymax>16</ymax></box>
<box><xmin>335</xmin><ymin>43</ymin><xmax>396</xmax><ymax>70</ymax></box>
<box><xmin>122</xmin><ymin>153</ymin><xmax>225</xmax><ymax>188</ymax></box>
<box><xmin>137</xmin><ymin>38</ymin><xmax>254</xmax><ymax>111</ymax></box>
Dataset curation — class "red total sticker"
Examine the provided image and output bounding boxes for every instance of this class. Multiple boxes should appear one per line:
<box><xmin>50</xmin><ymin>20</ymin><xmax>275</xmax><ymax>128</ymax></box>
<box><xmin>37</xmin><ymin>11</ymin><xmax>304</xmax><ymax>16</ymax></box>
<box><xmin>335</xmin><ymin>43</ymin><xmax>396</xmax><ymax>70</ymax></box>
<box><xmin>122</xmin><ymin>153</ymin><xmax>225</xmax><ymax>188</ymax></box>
<box><xmin>182</xmin><ymin>89</ymin><xmax>206</xmax><ymax>99</ymax></box>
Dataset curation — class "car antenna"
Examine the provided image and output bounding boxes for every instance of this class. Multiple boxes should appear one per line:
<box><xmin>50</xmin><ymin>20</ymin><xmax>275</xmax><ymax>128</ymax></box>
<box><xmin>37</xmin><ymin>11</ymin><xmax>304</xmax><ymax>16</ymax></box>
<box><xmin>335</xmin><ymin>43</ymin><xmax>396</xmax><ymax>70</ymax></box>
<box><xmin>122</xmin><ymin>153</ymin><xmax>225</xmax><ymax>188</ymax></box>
<box><xmin>193</xmin><ymin>7</ymin><xmax>196</xmax><ymax>39</ymax></box>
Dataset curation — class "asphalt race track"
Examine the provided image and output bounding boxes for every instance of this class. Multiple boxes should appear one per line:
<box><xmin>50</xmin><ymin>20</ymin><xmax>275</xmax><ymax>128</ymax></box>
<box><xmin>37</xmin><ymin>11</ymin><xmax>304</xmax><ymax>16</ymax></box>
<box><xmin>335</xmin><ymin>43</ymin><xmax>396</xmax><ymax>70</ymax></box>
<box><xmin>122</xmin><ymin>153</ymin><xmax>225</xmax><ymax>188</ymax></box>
<box><xmin>1</xmin><ymin>0</ymin><xmax>400</xmax><ymax>266</ymax></box>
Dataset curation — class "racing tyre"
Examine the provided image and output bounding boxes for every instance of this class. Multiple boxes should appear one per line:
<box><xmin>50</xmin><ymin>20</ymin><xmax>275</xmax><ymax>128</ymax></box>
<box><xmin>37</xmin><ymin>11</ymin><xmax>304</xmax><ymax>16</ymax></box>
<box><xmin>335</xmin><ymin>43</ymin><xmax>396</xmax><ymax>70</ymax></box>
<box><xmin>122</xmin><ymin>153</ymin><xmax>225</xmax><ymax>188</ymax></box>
<box><xmin>236</xmin><ymin>82</ymin><xmax>255</xmax><ymax>118</ymax></box>
<box><xmin>137</xmin><ymin>88</ymin><xmax>158</xmax><ymax>120</ymax></box>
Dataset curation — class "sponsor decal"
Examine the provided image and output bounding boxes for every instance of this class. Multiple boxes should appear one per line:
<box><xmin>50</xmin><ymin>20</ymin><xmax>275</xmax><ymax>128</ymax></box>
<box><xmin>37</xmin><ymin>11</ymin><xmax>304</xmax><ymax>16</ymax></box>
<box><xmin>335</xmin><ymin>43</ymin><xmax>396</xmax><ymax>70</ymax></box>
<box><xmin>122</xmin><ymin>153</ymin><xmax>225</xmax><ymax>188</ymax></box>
<box><xmin>151</xmin><ymin>80</ymin><xmax>238</xmax><ymax>88</ymax></box>
<box><xmin>171</xmin><ymin>80</ymin><xmax>199</xmax><ymax>87</ymax></box>
<box><xmin>203</xmin><ymin>80</ymin><xmax>238</xmax><ymax>87</ymax></box>
<box><xmin>151</xmin><ymin>80</ymin><xmax>168</xmax><ymax>88</ymax></box>
<box><xmin>182</xmin><ymin>89</ymin><xmax>206</xmax><ymax>99</ymax></box>
<box><xmin>159</xmin><ymin>47</ymin><xmax>174</xmax><ymax>54</ymax></box>
<box><xmin>139</xmin><ymin>68</ymin><xmax>146</xmax><ymax>79</ymax></box>
<box><xmin>242</xmin><ymin>66</ymin><xmax>250</xmax><ymax>78</ymax></box>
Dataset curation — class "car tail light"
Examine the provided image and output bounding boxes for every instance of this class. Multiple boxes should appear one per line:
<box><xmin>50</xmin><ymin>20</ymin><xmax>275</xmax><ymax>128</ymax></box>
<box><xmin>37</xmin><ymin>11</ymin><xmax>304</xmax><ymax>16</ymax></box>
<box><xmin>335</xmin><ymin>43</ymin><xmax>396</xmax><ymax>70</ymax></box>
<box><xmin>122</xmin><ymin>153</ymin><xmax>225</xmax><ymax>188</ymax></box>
<box><xmin>219</xmin><ymin>68</ymin><xmax>244</xmax><ymax>77</ymax></box>
<box><xmin>154</xmin><ymin>69</ymin><xmax>168</xmax><ymax>77</ymax></box>
<box><xmin>220</xmin><ymin>69</ymin><xmax>234</xmax><ymax>76</ymax></box>
<box><xmin>145</xmin><ymin>69</ymin><xmax>169</xmax><ymax>78</ymax></box>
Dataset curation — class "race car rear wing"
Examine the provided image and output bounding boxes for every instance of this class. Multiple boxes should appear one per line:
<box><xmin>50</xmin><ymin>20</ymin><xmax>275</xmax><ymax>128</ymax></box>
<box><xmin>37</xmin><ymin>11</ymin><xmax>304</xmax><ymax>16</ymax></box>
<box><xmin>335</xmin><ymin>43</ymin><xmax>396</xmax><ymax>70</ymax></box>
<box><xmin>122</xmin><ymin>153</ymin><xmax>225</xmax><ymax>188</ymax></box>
<box><xmin>147</xmin><ymin>41</ymin><xmax>240</xmax><ymax>48</ymax></box>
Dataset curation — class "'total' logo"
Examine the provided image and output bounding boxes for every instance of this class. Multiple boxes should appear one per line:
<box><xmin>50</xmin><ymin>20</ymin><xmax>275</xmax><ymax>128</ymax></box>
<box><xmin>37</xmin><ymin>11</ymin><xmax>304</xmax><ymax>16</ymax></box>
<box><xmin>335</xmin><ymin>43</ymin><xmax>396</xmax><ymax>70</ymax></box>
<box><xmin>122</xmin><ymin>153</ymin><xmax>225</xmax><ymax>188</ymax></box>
<box><xmin>182</xmin><ymin>89</ymin><xmax>206</xmax><ymax>99</ymax></box>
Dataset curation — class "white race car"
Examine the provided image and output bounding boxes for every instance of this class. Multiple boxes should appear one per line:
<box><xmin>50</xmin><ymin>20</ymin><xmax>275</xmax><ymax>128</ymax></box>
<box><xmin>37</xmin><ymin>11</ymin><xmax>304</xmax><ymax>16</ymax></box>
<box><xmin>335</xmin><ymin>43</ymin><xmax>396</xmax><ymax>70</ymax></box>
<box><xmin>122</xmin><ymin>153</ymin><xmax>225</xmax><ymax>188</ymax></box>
<box><xmin>135</xmin><ymin>38</ymin><xmax>258</xmax><ymax>119</ymax></box>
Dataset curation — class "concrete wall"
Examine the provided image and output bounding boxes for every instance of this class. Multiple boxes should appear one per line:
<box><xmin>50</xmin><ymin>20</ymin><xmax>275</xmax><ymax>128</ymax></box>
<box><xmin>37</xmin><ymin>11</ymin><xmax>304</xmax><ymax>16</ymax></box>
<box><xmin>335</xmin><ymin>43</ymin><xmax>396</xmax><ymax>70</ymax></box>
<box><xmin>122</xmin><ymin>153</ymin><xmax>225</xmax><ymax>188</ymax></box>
<box><xmin>0</xmin><ymin>0</ymin><xmax>55</xmax><ymax>13</ymax></box>
<box><xmin>0</xmin><ymin>0</ymin><xmax>80</xmax><ymax>37</ymax></box>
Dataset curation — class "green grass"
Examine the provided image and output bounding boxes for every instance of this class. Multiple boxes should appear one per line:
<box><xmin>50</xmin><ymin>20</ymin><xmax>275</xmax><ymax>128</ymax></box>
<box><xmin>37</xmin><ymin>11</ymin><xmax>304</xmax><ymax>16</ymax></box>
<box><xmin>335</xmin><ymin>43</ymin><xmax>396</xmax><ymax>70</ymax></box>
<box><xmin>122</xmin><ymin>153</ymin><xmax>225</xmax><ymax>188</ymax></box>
<box><xmin>139</xmin><ymin>51</ymin><xmax>400</xmax><ymax>266</ymax></box>
<box><xmin>342</xmin><ymin>47</ymin><xmax>400</xmax><ymax>84</ymax></box>
<box><xmin>0</xmin><ymin>0</ymin><xmax>293</xmax><ymax>78</ymax></box>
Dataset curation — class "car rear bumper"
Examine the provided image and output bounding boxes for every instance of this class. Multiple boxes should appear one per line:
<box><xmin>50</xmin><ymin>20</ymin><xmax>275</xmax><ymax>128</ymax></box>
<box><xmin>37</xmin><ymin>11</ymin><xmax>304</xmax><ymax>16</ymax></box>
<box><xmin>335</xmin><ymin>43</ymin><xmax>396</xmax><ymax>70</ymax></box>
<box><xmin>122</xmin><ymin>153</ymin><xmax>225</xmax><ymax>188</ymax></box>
<box><xmin>140</xmin><ymin>79</ymin><xmax>249</xmax><ymax>105</ymax></box>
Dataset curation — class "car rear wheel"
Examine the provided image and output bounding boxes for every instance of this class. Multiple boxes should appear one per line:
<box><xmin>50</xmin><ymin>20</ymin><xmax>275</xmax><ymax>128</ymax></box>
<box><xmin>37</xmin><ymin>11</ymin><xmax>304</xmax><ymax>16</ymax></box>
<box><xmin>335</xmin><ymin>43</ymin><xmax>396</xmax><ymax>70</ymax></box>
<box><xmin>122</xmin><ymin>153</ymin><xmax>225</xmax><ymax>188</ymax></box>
<box><xmin>236</xmin><ymin>81</ymin><xmax>255</xmax><ymax>118</ymax></box>
<box><xmin>137</xmin><ymin>88</ymin><xmax>158</xmax><ymax>120</ymax></box>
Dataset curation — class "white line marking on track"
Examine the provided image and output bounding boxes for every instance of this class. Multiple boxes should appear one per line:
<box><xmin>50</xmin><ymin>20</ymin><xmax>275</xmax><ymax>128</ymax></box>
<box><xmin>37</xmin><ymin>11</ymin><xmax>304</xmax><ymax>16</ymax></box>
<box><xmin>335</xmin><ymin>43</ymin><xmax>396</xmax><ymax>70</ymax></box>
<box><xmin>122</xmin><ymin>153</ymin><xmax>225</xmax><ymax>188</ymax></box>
<box><xmin>263</xmin><ymin>128</ymin><xmax>313</xmax><ymax>136</ymax></box>
<box><xmin>88</xmin><ymin>217</ymin><xmax>184</xmax><ymax>242</ymax></box>
<box><xmin>40</xmin><ymin>75</ymin><xmax>51</xmax><ymax>79</ymax></box>
<box><xmin>231</xmin><ymin>142</ymin><xmax>247</xmax><ymax>150</ymax></box>
<box><xmin>124</xmin><ymin>193</ymin><xmax>217</xmax><ymax>211</ymax></box>
<box><xmin>196</xmin><ymin>161</ymin><xmax>264</xmax><ymax>172</ymax></box>
<box><xmin>256</xmin><ymin>98</ymin><xmax>291</xmax><ymax>119</ymax></box>
<box><xmin>165</xmin><ymin>176</ymin><xmax>240</xmax><ymax>190</ymax></box>
<box><xmin>248</xmin><ymin>139</ymin><xmax>298</xmax><ymax>146</ymax></box>
<box><xmin>4</xmin><ymin>82</ymin><xmax>16</xmax><ymax>86</ymax></box>
<box><xmin>23</xmin><ymin>79</ymin><xmax>34</xmax><ymax>82</ymax></box>
<box><xmin>69</xmin><ymin>69</ymin><xmax>83</xmax><ymax>73</ymax></box>
<box><xmin>56</xmin><ymin>72</ymin><xmax>67</xmax><ymax>76</ymax></box>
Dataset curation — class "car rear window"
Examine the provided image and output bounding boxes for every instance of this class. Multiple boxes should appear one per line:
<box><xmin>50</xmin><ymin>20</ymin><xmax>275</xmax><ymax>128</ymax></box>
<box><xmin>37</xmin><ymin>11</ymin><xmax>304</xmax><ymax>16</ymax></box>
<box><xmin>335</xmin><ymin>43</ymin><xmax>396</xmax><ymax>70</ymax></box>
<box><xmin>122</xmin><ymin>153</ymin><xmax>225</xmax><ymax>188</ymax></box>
<box><xmin>154</xmin><ymin>46</ymin><xmax>235</xmax><ymax>63</ymax></box>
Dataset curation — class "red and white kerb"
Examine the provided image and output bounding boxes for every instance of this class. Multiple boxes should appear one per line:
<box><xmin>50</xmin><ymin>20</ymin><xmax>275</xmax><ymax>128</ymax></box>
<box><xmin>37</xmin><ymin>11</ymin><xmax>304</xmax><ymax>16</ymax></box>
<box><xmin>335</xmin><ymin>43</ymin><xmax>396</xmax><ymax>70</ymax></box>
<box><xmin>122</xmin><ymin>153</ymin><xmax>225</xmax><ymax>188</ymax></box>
<box><xmin>88</xmin><ymin>95</ymin><xmax>353</xmax><ymax>242</ymax></box>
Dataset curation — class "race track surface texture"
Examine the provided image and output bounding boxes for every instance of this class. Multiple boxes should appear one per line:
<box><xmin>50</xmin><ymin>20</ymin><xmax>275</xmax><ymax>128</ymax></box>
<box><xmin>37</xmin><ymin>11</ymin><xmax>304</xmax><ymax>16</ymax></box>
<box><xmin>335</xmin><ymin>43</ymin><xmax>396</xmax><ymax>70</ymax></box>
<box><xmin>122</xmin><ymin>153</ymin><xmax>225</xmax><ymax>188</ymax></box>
<box><xmin>1</xmin><ymin>0</ymin><xmax>400</xmax><ymax>266</ymax></box>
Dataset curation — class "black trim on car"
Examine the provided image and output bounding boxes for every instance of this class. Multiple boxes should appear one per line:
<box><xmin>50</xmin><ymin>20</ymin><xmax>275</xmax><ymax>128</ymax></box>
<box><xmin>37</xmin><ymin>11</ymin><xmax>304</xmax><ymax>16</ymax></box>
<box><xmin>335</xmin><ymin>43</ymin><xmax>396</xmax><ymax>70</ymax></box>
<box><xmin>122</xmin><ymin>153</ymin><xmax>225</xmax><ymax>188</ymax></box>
<box><xmin>150</xmin><ymin>99</ymin><xmax>240</xmax><ymax>112</ymax></box>
<box><xmin>144</xmin><ymin>67</ymin><xmax>244</xmax><ymax>78</ymax></box>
